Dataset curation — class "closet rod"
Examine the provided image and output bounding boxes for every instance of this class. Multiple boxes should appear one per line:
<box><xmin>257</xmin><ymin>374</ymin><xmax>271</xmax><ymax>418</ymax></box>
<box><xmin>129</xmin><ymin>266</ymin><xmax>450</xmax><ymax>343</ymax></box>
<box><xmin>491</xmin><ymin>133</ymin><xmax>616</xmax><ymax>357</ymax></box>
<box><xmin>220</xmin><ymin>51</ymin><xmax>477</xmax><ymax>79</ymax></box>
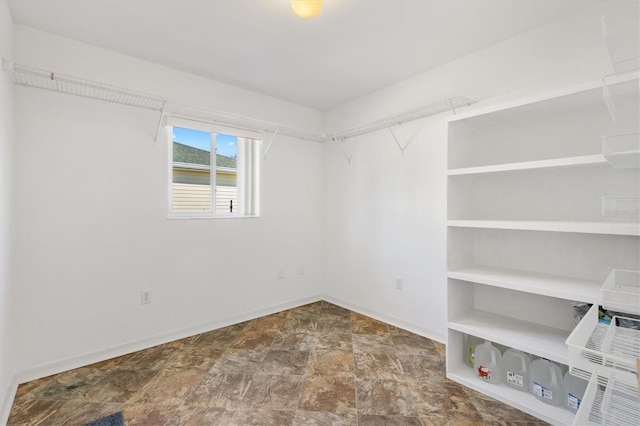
<box><xmin>1</xmin><ymin>59</ymin><xmax>327</xmax><ymax>143</ymax></box>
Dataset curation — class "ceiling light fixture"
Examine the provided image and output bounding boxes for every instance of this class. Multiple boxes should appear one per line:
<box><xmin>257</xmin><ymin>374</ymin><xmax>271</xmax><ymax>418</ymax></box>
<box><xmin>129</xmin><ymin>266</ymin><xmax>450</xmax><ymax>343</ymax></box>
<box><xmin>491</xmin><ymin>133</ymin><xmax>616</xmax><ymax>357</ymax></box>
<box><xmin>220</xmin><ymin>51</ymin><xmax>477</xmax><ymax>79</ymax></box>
<box><xmin>290</xmin><ymin>0</ymin><xmax>323</xmax><ymax>19</ymax></box>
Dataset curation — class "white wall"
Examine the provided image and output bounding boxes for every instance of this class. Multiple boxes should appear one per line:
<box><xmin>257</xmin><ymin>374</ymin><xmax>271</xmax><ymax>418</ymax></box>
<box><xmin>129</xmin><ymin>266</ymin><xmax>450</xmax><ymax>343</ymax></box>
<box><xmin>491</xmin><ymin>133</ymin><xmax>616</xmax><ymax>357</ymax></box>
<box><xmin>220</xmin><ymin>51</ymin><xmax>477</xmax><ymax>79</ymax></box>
<box><xmin>0</xmin><ymin>0</ymin><xmax>15</xmax><ymax>421</ymax></box>
<box><xmin>324</xmin><ymin>115</ymin><xmax>448</xmax><ymax>341</ymax></box>
<box><xmin>322</xmin><ymin>0</ymin><xmax>632</xmax><ymax>342</ymax></box>
<box><xmin>10</xmin><ymin>26</ymin><xmax>326</xmax><ymax>378</ymax></box>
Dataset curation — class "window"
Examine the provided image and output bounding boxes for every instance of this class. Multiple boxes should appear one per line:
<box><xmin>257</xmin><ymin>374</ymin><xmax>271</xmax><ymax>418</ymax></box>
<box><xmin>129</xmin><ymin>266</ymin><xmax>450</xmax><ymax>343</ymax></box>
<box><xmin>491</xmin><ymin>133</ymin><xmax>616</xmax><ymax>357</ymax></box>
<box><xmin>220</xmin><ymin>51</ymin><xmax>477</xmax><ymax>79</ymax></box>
<box><xmin>168</xmin><ymin>118</ymin><xmax>260</xmax><ymax>218</ymax></box>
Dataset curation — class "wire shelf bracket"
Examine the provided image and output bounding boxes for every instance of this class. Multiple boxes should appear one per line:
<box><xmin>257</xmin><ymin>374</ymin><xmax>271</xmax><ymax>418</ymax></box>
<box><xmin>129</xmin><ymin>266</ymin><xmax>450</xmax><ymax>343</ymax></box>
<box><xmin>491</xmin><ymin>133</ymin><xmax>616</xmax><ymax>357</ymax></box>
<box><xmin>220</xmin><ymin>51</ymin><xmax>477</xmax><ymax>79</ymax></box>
<box><xmin>263</xmin><ymin>126</ymin><xmax>281</xmax><ymax>160</ymax></box>
<box><xmin>338</xmin><ymin>137</ymin><xmax>358</xmax><ymax>165</ymax></box>
<box><xmin>388</xmin><ymin>126</ymin><xmax>413</xmax><ymax>155</ymax></box>
<box><xmin>154</xmin><ymin>102</ymin><xmax>167</xmax><ymax>142</ymax></box>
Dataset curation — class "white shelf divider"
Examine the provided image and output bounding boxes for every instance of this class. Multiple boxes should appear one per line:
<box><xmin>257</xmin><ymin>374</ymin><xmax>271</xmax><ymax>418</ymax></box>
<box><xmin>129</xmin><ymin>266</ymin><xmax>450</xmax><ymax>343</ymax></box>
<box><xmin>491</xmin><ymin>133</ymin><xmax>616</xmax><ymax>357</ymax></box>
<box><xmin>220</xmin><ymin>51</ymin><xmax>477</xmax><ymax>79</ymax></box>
<box><xmin>448</xmin><ymin>309</ymin><xmax>570</xmax><ymax>365</ymax></box>
<box><xmin>447</xmin><ymin>220</ymin><xmax>640</xmax><ymax>236</ymax></box>
<box><xmin>448</xmin><ymin>266</ymin><xmax>602</xmax><ymax>304</ymax></box>
<box><xmin>447</xmin><ymin>154</ymin><xmax>608</xmax><ymax>176</ymax></box>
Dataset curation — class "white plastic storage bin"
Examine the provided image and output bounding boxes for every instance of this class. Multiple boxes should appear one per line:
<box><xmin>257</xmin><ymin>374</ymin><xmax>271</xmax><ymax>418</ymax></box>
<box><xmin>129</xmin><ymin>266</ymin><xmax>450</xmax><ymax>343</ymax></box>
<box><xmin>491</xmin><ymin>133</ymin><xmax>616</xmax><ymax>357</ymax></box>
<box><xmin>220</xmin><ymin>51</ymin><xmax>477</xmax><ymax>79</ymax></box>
<box><xmin>601</xmin><ymin>2</ymin><xmax>640</xmax><ymax>73</ymax></box>
<box><xmin>566</xmin><ymin>304</ymin><xmax>640</xmax><ymax>386</ymax></box>
<box><xmin>600</xmin><ymin>377</ymin><xmax>639</xmax><ymax>425</ymax></box>
<box><xmin>602</xmin><ymin>133</ymin><xmax>640</xmax><ymax>169</ymax></box>
<box><xmin>574</xmin><ymin>377</ymin><xmax>604</xmax><ymax>425</ymax></box>
<box><xmin>601</xmin><ymin>270</ymin><xmax>640</xmax><ymax>315</ymax></box>
<box><xmin>574</xmin><ymin>375</ymin><xmax>639</xmax><ymax>426</ymax></box>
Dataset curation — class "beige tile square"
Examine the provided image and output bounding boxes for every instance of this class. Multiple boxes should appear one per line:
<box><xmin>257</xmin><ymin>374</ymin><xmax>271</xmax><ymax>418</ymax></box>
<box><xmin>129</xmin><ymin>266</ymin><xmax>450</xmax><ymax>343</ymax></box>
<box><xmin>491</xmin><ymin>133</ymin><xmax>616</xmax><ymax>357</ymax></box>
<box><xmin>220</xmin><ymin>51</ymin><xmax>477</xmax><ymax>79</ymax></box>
<box><xmin>306</xmin><ymin>350</ymin><xmax>355</xmax><ymax>377</ymax></box>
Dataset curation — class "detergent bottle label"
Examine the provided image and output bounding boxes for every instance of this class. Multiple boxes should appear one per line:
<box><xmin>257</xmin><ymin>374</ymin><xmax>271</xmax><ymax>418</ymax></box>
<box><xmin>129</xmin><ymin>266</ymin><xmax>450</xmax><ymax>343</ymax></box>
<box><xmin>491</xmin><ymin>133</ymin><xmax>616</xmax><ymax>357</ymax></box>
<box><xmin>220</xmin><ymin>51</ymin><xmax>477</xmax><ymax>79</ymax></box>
<box><xmin>477</xmin><ymin>365</ymin><xmax>492</xmax><ymax>380</ymax></box>
<box><xmin>533</xmin><ymin>382</ymin><xmax>553</xmax><ymax>399</ymax></box>
<box><xmin>506</xmin><ymin>371</ymin><xmax>524</xmax><ymax>387</ymax></box>
<box><xmin>567</xmin><ymin>393</ymin><xmax>581</xmax><ymax>410</ymax></box>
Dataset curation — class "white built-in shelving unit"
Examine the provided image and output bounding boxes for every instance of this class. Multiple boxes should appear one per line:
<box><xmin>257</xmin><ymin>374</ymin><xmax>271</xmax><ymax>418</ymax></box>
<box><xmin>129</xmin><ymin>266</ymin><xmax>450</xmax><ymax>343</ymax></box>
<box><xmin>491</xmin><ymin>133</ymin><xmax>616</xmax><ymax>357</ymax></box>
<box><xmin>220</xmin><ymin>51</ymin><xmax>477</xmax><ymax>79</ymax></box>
<box><xmin>445</xmin><ymin>58</ymin><xmax>639</xmax><ymax>424</ymax></box>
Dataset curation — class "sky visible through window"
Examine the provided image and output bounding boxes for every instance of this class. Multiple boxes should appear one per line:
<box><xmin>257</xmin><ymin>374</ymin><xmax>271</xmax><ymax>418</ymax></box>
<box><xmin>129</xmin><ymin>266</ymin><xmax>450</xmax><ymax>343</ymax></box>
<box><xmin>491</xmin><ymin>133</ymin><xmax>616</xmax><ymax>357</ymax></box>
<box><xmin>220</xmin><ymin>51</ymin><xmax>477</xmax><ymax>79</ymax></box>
<box><xmin>173</xmin><ymin>127</ymin><xmax>237</xmax><ymax>158</ymax></box>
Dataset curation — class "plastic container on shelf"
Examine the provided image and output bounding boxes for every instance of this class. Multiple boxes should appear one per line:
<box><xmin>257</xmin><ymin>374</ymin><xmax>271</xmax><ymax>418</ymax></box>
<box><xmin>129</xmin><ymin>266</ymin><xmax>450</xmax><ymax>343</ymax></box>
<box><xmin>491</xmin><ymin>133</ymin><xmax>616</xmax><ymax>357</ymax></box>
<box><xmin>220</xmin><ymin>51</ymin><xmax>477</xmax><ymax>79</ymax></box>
<box><xmin>566</xmin><ymin>304</ymin><xmax>640</xmax><ymax>386</ymax></box>
<box><xmin>530</xmin><ymin>358</ymin><xmax>564</xmax><ymax>406</ymax></box>
<box><xmin>574</xmin><ymin>374</ymin><xmax>640</xmax><ymax>426</ymax></box>
<box><xmin>462</xmin><ymin>333</ymin><xmax>483</xmax><ymax>368</ymax></box>
<box><xmin>473</xmin><ymin>340</ymin><xmax>502</xmax><ymax>384</ymax></box>
<box><xmin>601</xmin><ymin>2</ymin><xmax>640</xmax><ymax>74</ymax></box>
<box><xmin>601</xmin><ymin>269</ymin><xmax>640</xmax><ymax>315</ymax></box>
<box><xmin>574</xmin><ymin>376</ymin><xmax>605</xmax><ymax>425</ymax></box>
<box><xmin>602</xmin><ymin>134</ymin><xmax>640</xmax><ymax>169</ymax></box>
<box><xmin>600</xmin><ymin>376</ymin><xmax>640</xmax><ymax>425</ymax></box>
<box><xmin>501</xmin><ymin>348</ymin><xmax>531</xmax><ymax>392</ymax></box>
<box><xmin>564</xmin><ymin>370</ymin><xmax>589</xmax><ymax>413</ymax></box>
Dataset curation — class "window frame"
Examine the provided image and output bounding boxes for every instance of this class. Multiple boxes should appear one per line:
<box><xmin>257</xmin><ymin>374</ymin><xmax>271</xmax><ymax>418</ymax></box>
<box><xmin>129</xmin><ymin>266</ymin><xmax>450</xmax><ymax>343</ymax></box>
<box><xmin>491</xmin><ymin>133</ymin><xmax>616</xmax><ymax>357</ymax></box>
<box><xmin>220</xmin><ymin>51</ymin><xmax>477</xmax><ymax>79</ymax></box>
<box><xmin>166</xmin><ymin>117</ymin><xmax>261</xmax><ymax>220</ymax></box>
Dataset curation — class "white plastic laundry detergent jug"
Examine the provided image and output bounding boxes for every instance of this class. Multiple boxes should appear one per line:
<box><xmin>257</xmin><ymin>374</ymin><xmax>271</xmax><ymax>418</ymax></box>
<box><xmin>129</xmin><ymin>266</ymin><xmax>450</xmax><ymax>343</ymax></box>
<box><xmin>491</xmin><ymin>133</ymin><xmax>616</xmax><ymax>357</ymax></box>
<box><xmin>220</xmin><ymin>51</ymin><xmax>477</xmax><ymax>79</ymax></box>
<box><xmin>564</xmin><ymin>370</ymin><xmax>588</xmax><ymax>413</ymax></box>
<box><xmin>501</xmin><ymin>348</ymin><xmax>531</xmax><ymax>392</ymax></box>
<box><xmin>473</xmin><ymin>341</ymin><xmax>502</xmax><ymax>384</ymax></box>
<box><xmin>530</xmin><ymin>358</ymin><xmax>564</xmax><ymax>406</ymax></box>
<box><xmin>463</xmin><ymin>334</ymin><xmax>484</xmax><ymax>368</ymax></box>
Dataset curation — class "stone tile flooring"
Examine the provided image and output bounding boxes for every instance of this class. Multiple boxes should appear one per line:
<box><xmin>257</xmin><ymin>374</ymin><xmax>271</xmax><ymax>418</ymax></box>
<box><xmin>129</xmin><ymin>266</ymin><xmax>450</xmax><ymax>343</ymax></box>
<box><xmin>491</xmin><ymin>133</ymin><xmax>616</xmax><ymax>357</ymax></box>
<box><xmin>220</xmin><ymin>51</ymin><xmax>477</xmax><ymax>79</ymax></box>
<box><xmin>8</xmin><ymin>301</ymin><xmax>546</xmax><ymax>425</ymax></box>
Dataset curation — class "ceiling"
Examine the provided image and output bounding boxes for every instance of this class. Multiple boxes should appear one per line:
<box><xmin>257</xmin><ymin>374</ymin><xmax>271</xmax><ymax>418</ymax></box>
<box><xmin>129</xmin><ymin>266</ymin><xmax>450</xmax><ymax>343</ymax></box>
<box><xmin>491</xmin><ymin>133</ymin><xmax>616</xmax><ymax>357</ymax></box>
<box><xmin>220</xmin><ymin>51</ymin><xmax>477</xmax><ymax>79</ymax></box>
<box><xmin>8</xmin><ymin>0</ymin><xmax>604</xmax><ymax>111</ymax></box>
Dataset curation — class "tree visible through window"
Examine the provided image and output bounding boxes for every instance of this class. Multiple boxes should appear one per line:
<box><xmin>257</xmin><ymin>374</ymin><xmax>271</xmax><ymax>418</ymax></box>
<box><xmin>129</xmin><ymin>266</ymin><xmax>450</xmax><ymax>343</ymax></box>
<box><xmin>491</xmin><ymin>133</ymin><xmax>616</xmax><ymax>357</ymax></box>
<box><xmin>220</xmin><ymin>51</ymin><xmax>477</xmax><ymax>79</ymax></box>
<box><xmin>168</xmin><ymin>121</ymin><xmax>260</xmax><ymax>217</ymax></box>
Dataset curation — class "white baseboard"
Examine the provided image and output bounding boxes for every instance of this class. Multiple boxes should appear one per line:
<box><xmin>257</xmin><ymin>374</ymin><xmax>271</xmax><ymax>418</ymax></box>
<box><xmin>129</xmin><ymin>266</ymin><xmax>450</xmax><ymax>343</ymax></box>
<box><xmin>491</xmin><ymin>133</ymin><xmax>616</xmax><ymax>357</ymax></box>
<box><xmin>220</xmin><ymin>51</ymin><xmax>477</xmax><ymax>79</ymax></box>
<box><xmin>15</xmin><ymin>294</ymin><xmax>323</xmax><ymax>385</ymax></box>
<box><xmin>322</xmin><ymin>295</ymin><xmax>446</xmax><ymax>344</ymax></box>
<box><xmin>0</xmin><ymin>374</ymin><xmax>19</xmax><ymax>426</ymax></box>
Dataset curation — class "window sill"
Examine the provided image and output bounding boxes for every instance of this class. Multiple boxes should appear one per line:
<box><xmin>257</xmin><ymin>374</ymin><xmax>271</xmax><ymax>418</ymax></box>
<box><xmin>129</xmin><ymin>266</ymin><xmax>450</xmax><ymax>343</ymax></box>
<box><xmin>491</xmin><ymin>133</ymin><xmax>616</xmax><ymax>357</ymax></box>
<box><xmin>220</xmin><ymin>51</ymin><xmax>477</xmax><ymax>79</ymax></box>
<box><xmin>167</xmin><ymin>213</ymin><xmax>260</xmax><ymax>220</ymax></box>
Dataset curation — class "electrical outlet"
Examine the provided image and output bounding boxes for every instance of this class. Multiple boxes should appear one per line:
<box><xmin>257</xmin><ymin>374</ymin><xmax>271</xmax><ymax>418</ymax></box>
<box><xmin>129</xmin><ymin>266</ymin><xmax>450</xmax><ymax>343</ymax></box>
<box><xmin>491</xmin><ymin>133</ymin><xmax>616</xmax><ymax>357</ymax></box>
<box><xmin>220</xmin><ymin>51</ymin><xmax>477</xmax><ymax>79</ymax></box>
<box><xmin>299</xmin><ymin>266</ymin><xmax>305</xmax><ymax>275</ymax></box>
<box><xmin>141</xmin><ymin>290</ymin><xmax>151</xmax><ymax>304</ymax></box>
<box><xmin>395</xmin><ymin>278</ymin><xmax>403</xmax><ymax>290</ymax></box>
<box><xmin>277</xmin><ymin>269</ymin><xmax>284</xmax><ymax>279</ymax></box>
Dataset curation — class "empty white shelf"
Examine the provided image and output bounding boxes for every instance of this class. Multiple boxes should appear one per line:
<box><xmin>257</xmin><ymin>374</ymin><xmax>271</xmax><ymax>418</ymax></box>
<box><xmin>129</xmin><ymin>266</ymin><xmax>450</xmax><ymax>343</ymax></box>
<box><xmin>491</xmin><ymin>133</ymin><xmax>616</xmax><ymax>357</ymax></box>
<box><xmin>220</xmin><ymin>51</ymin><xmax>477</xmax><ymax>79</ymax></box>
<box><xmin>449</xmin><ymin>309</ymin><xmax>570</xmax><ymax>365</ymax></box>
<box><xmin>447</xmin><ymin>368</ymin><xmax>575</xmax><ymax>426</ymax></box>
<box><xmin>447</xmin><ymin>220</ymin><xmax>640</xmax><ymax>236</ymax></box>
<box><xmin>447</xmin><ymin>154</ymin><xmax>608</xmax><ymax>176</ymax></box>
<box><xmin>448</xmin><ymin>266</ymin><xmax>602</xmax><ymax>303</ymax></box>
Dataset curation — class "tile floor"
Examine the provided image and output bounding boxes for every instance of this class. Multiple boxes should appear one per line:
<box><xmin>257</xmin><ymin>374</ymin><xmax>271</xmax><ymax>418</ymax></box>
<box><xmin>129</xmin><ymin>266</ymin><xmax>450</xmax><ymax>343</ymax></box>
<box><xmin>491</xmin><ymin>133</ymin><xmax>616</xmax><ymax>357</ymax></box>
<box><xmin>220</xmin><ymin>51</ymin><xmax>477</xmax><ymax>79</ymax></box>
<box><xmin>8</xmin><ymin>301</ymin><xmax>546</xmax><ymax>425</ymax></box>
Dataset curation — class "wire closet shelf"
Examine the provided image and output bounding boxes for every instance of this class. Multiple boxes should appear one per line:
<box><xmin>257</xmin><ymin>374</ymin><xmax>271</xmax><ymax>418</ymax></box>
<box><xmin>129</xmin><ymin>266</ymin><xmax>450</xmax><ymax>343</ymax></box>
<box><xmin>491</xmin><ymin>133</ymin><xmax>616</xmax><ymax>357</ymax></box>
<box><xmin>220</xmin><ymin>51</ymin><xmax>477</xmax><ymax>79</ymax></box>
<box><xmin>328</xmin><ymin>96</ymin><xmax>477</xmax><ymax>141</ymax></box>
<box><xmin>2</xmin><ymin>59</ymin><xmax>477</xmax><ymax>145</ymax></box>
<box><xmin>3</xmin><ymin>60</ymin><xmax>325</xmax><ymax>143</ymax></box>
